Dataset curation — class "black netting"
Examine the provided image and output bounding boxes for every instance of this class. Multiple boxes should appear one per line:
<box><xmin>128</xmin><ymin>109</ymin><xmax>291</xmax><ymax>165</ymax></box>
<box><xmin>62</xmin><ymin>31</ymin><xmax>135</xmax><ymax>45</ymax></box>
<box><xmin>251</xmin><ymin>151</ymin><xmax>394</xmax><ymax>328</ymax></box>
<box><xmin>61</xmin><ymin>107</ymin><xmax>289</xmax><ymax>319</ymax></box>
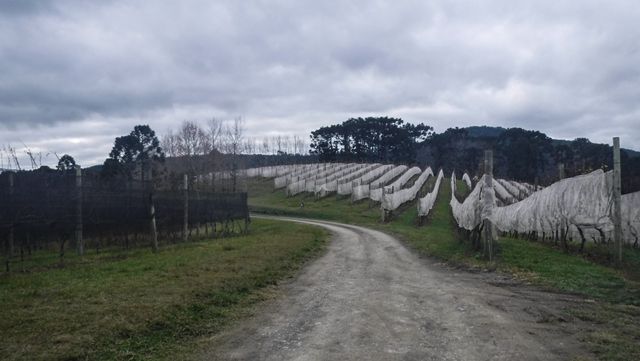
<box><xmin>0</xmin><ymin>170</ymin><xmax>249</xmax><ymax>252</ymax></box>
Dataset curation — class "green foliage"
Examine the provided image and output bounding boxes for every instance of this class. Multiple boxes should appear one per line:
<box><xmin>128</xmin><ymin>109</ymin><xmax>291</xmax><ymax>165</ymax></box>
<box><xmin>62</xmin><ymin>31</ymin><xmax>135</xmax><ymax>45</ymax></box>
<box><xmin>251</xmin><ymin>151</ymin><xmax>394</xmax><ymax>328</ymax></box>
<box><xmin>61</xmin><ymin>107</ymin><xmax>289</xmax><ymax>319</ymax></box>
<box><xmin>104</xmin><ymin>125</ymin><xmax>165</xmax><ymax>178</ymax></box>
<box><xmin>309</xmin><ymin>117</ymin><xmax>433</xmax><ymax>163</ymax></box>
<box><xmin>56</xmin><ymin>154</ymin><xmax>77</xmax><ymax>171</ymax></box>
<box><xmin>495</xmin><ymin>128</ymin><xmax>553</xmax><ymax>182</ymax></box>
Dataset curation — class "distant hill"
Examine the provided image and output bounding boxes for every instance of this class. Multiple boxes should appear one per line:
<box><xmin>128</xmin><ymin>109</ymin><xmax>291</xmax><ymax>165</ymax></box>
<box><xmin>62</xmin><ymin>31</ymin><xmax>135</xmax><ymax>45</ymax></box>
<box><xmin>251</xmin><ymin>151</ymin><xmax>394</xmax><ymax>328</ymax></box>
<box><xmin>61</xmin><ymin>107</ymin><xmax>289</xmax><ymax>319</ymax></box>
<box><xmin>416</xmin><ymin>126</ymin><xmax>640</xmax><ymax>192</ymax></box>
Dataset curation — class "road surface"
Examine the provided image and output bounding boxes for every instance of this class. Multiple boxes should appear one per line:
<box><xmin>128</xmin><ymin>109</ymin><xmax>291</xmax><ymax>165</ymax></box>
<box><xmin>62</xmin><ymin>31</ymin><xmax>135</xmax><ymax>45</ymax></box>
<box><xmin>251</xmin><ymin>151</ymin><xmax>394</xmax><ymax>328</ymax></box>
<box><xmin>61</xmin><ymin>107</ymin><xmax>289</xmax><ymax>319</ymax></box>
<box><xmin>199</xmin><ymin>216</ymin><xmax>586</xmax><ymax>361</ymax></box>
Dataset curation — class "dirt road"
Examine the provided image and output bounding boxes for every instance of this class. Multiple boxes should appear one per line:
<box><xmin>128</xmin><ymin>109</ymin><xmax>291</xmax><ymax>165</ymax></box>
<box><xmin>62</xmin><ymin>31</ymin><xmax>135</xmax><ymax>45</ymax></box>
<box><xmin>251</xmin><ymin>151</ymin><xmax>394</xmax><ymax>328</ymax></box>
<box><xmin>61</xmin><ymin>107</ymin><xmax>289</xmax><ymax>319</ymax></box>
<box><xmin>199</xmin><ymin>217</ymin><xmax>587</xmax><ymax>361</ymax></box>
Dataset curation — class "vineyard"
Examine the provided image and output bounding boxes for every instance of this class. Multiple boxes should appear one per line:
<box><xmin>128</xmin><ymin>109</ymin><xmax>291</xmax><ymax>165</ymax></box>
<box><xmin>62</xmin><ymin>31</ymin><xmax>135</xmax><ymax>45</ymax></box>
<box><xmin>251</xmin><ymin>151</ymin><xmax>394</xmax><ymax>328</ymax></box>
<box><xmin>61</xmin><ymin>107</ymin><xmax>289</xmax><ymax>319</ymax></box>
<box><xmin>0</xmin><ymin>168</ymin><xmax>249</xmax><ymax>272</ymax></box>
<box><xmin>245</xmin><ymin>154</ymin><xmax>640</xmax><ymax>261</ymax></box>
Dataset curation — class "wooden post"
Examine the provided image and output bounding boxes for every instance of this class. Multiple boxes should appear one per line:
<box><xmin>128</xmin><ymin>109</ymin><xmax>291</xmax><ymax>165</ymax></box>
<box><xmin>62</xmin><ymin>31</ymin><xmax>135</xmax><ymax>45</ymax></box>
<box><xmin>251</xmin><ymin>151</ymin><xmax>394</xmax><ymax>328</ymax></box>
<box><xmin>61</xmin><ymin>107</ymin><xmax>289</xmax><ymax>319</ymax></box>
<box><xmin>183</xmin><ymin>174</ymin><xmax>189</xmax><ymax>242</ymax></box>
<box><xmin>483</xmin><ymin>150</ymin><xmax>494</xmax><ymax>261</ymax></box>
<box><xmin>243</xmin><ymin>193</ymin><xmax>250</xmax><ymax>234</ymax></box>
<box><xmin>558</xmin><ymin>163</ymin><xmax>565</xmax><ymax>180</ymax></box>
<box><xmin>612</xmin><ymin>137</ymin><xmax>622</xmax><ymax>265</ymax></box>
<box><xmin>75</xmin><ymin>166</ymin><xmax>84</xmax><ymax>256</ymax></box>
<box><xmin>6</xmin><ymin>172</ymin><xmax>14</xmax><ymax>272</ymax></box>
<box><xmin>148</xmin><ymin>166</ymin><xmax>158</xmax><ymax>253</ymax></box>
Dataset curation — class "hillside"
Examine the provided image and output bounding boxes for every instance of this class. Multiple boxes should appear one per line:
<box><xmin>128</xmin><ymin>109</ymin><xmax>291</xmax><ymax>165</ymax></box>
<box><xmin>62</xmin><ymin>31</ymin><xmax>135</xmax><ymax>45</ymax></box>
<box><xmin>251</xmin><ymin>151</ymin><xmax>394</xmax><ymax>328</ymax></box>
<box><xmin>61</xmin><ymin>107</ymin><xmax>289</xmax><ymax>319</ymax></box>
<box><xmin>416</xmin><ymin>126</ymin><xmax>640</xmax><ymax>192</ymax></box>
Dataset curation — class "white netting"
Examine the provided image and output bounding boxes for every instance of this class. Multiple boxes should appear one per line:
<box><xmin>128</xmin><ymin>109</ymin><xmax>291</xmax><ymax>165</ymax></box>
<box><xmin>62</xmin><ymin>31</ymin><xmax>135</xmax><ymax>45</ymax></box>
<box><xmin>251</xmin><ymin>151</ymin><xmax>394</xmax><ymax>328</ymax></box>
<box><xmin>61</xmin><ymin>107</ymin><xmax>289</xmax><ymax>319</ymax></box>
<box><xmin>496</xmin><ymin>179</ymin><xmax>535</xmax><ymax>204</ymax></box>
<box><xmin>462</xmin><ymin>173</ymin><xmax>472</xmax><ymax>189</ymax></box>
<box><xmin>354</xmin><ymin>165</ymin><xmax>408</xmax><ymax>201</ymax></box>
<box><xmin>369</xmin><ymin>165</ymin><xmax>409</xmax><ymax>190</ymax></box>
<box><xmin>493</xmin><ymin>178</ymin><xmax>516</xmax><ymax>205</ymax></box>
<box><xmin>450</xmin><ymin>172</ymin><xmax>496</xmax><ymax>231</ymax></box>
<box><xmin>286</xmin><ymin>163</ymin><xmax>349</xmax><ymax>196</ymax></box>
<box><xmin>342</xmin><ymin>164</ymin><xmax>394</xmax><ymax>198</ymax></box>
<box><xmin>417</xmin><ymin>169</ymin><xmax>444</xmax><ymax>217</ymax></box>
<box><xmin>487</xmin><ymin>170</ymin><xmax>640</xmax><ymax>243</ymax></box>
<box><xmin>350</xmin><ymin>165</ymin><xmax>398</xmax><ymax>201</ymax></box>
<box><xmin>381</xmin><ymin>167</ymin><xmax>434</xmax><ymax>211</ymax></box>
<box><xmin>371</xmin><ymin>166</ymin><xmax>420</xmax><ymax>202</ymax></box>
<box><xmin>338</xmin><ymin>164</ymin><xmax>393</xmax><ymax>195</ymax></box>
<box><xmin>336</xmin><ymin>164</ymin><xmax>386</xmax><ymax>195</ymax></box>
<box><xmin>274</xmin><ymin>164</ymin><xmax>321</xmax><ymax>188</ymax></box>
<box><xmin>314</xmin><ymin>163</ymin><xmax>369</xmax><ymax>196</ymax></box>
<box><xmin>246</xmin><ymin>165</ymin><xmax>293</xmax><ymax>178</ymax></box>
<box><xmin>622</xmin><ymin>192</ymin><xmax>640</xmax><ymax>245</ymax></box>
<box><xmin>497</xmin><ymin>179</ymin><xmax>520</xmax><ymax>199</ymax></box>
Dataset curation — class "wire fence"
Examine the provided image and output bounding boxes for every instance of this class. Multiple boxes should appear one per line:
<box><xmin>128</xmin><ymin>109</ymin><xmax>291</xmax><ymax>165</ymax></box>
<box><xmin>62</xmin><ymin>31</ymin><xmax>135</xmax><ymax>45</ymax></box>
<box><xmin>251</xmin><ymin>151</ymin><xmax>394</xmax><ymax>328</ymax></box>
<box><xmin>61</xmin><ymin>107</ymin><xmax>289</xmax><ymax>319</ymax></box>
<box><xmin>0</xmin><ymin>169</ymin><xmax>249</xmax><ymax>272</ymax></box>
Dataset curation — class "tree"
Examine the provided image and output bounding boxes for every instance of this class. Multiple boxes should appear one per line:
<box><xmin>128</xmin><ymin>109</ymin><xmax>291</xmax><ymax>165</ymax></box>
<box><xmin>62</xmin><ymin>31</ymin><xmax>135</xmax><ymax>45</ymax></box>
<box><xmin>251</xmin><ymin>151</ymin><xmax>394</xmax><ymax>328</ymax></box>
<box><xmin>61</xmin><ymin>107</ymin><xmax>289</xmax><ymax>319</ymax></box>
<box><xmin>223</xmin><ymin>118</ymin><xmax>245</xmax><ymax>191</ymax></box>
<box><xmin>104</xmin><ymin>125</ymin><xmax>164</xmax><ymax>178</ymax></box>
<box><xmin>56</xmin><ymin>154</ymin><xmax>77</xmax><ymax>171</ymax></box>
<box><xmin>309</xmin><ymin>117</ymin><xmax>433</xmax><ymax>163</ymax></box>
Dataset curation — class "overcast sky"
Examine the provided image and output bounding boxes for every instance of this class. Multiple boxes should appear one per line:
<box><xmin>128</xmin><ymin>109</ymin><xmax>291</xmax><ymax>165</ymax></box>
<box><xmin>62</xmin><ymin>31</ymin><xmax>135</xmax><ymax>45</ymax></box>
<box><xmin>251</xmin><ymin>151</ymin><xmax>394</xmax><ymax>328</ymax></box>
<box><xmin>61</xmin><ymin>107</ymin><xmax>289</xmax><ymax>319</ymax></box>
<box><xmin>1</xmin><ymin>0</ymin><xmax>639</xmax><ymax>167</ymax></box>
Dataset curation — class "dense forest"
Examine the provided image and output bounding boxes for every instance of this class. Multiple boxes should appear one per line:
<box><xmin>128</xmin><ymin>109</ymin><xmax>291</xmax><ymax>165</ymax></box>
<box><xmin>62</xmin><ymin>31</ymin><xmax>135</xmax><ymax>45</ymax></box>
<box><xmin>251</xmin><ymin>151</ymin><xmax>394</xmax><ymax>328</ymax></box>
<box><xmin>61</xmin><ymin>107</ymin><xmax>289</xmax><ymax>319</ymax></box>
<box><xmin>309</xmin><ymin>117</ymin><xmax>433</xmax><ymax>163</ymax></box>
<box><xmin>309</xmin><ymin>119</ymin><xmax>640</xmax><ymax>192</ymax></box>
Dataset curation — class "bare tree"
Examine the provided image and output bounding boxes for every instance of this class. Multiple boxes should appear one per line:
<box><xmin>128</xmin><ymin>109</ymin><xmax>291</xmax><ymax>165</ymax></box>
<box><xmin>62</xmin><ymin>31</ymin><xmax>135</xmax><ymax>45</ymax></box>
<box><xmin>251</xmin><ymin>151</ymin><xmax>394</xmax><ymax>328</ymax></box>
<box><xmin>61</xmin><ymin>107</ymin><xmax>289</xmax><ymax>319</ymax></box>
<box><xmin>177</xmin><ymin>121</ymin><xmax>208</xmax><ymax>157</ymax></box>
<box><xmin>293</xmin><ymin>135</ymin><xmax>306</xmax><ymax>155</ymax></box>
<box><xmin>207</xmin><ymin>117</ymin><xmax>224</xmax><ymax>154</ymax></box>
<box><xmin>223</xmin><ymin>117</ymin><xmax>245</xmax><ymax>192</ymax></box>
<box><xmin>243</xmin><ymin>137</ymin><xmax>257</xmax><ymax>155</ymax></box>
<box><xmin>282</xmin><ymin>135</ymin><xmax>292</xmax><ymax>155</ymax></box>
<box><xmin>161</xmin><ymin>130</ymin><xmax>180</xmax><ymax>158</ymax></box>
<box><xmin>5</xmin><ymin>145</ymin><xmax>21</xmax><ymax>171</ymax></box>
<box><xmin>261</xmin><ymin>137</ymin><xmax>270</xmax><ymax>155</ymax></box>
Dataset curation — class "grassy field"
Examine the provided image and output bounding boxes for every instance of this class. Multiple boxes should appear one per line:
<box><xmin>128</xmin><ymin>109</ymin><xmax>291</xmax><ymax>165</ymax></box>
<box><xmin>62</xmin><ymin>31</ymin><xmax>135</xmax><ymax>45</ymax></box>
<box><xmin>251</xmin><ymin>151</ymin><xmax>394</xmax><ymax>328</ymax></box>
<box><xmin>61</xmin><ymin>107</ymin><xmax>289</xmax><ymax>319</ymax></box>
<box><xmin>0</xmin><ymin>218</ymin><xmax>328</xmax><ymax>361</ymax></box>
<box><xmin>248</xmin><ymin>176</ymin><xmax>640</xmax><ymax>361</ymax></box>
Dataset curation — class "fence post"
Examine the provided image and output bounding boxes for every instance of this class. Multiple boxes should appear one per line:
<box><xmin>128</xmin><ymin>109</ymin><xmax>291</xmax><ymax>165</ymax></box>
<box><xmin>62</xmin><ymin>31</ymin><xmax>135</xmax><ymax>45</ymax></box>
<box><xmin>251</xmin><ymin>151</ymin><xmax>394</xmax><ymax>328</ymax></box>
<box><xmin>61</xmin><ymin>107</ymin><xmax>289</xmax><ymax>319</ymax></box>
<box><xmin>147</xmin><ymin>166</ymin><xmax>158</xmax><ymax>253</ymax></box>
<box><xmin>75</xmin><ymin>166</ymin><xmax>84</xmax><ymax>256</ymax></box>
<box><xmin>183</xmin><ymin>173</ymin><xmax>189</xmax><ymax>242</ymax></box>
<box><xmin>482</xmin><ymin>150</ymin><xmax>495</xmax><ymax>261</ymax></box>
<box><xmin>612</xmin><ymin>137</ymin><xmax>622</xmax><ymax>266</ymax></box>
<box><xmin>6</xmin><ymin>172</ymin><xmax>14</xmax><ymax>272</ymax></box>
<box><xmin>243</xmin><ymin>193</ymin><xmax>250</xmax><ymax>234</ymax></box>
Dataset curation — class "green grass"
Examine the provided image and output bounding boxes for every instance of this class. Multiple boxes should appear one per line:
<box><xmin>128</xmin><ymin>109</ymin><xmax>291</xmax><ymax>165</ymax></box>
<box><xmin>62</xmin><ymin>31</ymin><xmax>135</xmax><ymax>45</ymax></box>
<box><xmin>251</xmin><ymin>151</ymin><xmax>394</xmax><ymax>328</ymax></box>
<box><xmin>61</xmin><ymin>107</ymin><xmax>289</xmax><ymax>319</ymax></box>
<box><xmin>0</xmin><ymin>218</ymin><xmax>328</xmax><ymax>361</ymax></box>
<box><xmin>249</xmin><ymin>176</ymin><xmax>640</xmax><ymax>361</ymax></box>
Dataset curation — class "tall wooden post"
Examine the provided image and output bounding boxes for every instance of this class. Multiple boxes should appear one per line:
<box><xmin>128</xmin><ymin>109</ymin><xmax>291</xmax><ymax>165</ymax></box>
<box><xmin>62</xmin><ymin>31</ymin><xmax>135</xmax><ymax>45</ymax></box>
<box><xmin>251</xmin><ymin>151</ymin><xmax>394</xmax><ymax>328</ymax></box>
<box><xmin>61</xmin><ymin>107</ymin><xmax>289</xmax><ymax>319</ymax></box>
<box><xmin>6</xmin><ymin>172</ymin><xmax>14</xmax><ymax>272</ymax></box>
<box><xmin>183</xmin><ymin>174</ymin><xmax>189</xmax><ymax>242</ymax></box>
<box><xmin>483</xmin><ymin>150</ymin><xmax>494</xmax><ymax>261</ymax></box>
<box><xmin>147</xmin><ymin>166</ymin><xmax>158</xmax><ymax>253</ymax></box>
<box><xmin>612</xmin><ymin>137</ymin><xmax>622</xmax><ymax>265</ymax></box>
<box><xmin>75</xmin><ymin>166</ymin><xmax>84</xmax><ymax>256</ymax></box>
<box><xmin>243</xmin><ymin>192</ymin><xmax>250</xmax><ymax>234</ymax></box>
<box><xmin>558</xmin><ymin>163</ymin><xmax>565</xmax><ymax>180</ymax></box>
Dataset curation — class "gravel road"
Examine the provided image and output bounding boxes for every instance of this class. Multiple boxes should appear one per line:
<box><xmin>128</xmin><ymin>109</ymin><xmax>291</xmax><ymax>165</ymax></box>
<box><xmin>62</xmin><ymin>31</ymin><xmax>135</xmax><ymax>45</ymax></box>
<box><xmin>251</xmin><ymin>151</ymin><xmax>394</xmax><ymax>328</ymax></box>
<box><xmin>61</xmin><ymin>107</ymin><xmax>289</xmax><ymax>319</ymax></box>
<box><xmin>199</xmin><ymin>216</ymin><xmax>587</xmax><ymax>361</ymax></box>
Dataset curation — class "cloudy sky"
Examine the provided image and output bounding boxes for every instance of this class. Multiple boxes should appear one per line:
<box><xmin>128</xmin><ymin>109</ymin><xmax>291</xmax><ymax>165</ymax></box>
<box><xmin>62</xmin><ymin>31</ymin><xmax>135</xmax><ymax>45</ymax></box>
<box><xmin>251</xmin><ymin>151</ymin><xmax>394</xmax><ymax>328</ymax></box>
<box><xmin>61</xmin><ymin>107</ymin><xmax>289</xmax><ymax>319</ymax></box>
<box><xmin>1</xmin><ymin>0</ymin><xmax>639</xmax><ymax>167</ymax></box>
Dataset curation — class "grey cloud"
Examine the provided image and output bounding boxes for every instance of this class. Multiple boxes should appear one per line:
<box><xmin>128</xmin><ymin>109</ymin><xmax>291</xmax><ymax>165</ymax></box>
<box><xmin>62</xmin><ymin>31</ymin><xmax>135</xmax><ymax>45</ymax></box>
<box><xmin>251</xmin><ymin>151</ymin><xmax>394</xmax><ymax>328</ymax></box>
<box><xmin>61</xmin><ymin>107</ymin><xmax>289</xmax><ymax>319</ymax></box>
<box><xmin>1</xmin><ymin>0</ymin><xmax>639</xmax><ymax>166</ymax></box>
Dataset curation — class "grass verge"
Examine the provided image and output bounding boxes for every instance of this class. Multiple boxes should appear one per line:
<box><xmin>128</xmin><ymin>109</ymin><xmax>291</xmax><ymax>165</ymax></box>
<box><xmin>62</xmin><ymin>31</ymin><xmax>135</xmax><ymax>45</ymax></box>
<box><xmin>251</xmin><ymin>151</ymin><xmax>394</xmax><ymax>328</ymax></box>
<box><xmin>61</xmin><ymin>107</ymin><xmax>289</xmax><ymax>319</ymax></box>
<box><xmin>0</xmin><ymin>218</ymin><xmax>328</xmax><ymax>361</ymax></box>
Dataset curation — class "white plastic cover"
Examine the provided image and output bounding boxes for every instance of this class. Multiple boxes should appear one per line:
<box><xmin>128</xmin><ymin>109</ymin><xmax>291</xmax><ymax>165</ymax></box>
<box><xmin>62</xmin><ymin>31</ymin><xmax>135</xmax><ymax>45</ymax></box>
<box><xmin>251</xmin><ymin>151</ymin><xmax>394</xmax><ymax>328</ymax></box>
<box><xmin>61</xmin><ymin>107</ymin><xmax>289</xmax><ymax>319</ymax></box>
<box><xmin>417</xmin><ymin>169</ymin><xmax>444</xmax><ymax>216</ymax></box>
<box><xmin>370</xmin><ymin>166</ymin><xmax>420</xmax><ymax>202</ymax></box>
<box><xmin>315</xmin><ymin>164</ymin><xmax>371</xmax><ymax>196</ymax></box>
<box><xmin>381</xmin><ymin>167</ymin><xmax>434</xmax><ymax>211</ymax></box>
<box><xmin>450</xmin><ymin>172</ymin><xmax>496</xmax><ymax>230</ymax></box>
<box><xmin>286</xmin><ymin>163</ymin><xmax>348</xmax><ymax>196</ymax></box>
<box><xmin>336</xmin><ymin>164</ymin><xmax>385</xmax><ymax>195</ymax></box>
<box><xmin>489</xmin><ymin>170</ymin><xmax>623</xmax><ymax>241</ymax></box>
<box><xmin>274</xmin><ymin>164</ymin><xmax>320</xmax><ymax>188</ymax></box>
<box><xmin>462</xmin><ymin>173</ymin><xmax>472</xmax><ymax>189</ymax></box>
<box><xmin>343</xmin><ymin>164</ymin><xmax>394</xmax><ymax>198</ymax></box>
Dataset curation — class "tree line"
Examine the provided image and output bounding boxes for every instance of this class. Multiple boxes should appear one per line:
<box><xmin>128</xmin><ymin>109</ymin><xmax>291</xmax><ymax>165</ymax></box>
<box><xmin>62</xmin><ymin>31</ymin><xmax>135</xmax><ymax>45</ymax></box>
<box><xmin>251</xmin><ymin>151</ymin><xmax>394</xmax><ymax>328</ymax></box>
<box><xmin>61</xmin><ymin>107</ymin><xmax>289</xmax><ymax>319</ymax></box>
<box><xmin>309</xmin><ymin>117</ymin><xmax>433</xmax><ymax>163</ymax></box>
<box><xmin>308</xmin><ymin>120</ymin><xmax>640</xmax><ymax>192</ymax></box>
